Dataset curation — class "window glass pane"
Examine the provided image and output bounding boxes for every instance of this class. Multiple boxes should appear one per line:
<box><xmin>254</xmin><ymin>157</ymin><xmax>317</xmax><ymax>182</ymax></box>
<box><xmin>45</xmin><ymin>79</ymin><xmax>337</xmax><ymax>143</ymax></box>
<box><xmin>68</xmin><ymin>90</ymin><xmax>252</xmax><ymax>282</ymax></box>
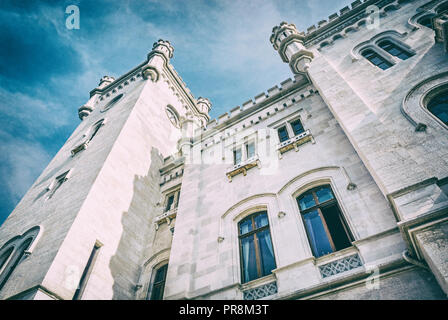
<box><xmin>234</xmin><ymin>148</ymin><xmax>242</xmax><ymax>164</ymax></box>
<box><xmin>428</xmin><ymin>91</ymin><xmax>448</xmax><ymax>125</ymax></box>
<box><xmin>239</xmin><ymin>218</ymin><xmax>253</xmax><ymax>235</ymax></box>
<box><xmin>298</xmin><ymin>192</ymin><xmax>316</xmax><ymax>211</ymax></box>
<box><xmin>257</xmin><ymin>229</ymin><xmax>276</xmax><ymax>276</ymax></box>
<box><xmin>290</xmin><ymin>120</ymin><xmax>304</xmax><ymax>136</ymax></box>
<box><xmin>254</xmin><ymin>212</ymin><xmax>268</xmax><ymax>229</ymax></box>
<box><xmin>241</xmin><ymin>236</ymin><xmax>258</xmax><ymax>283</ymax></box>
<box><xmin>154</xmin><ymin>264</ymin><xmax>168</xmax><ymax>283</ymax></box>
<box><xmin>315</xmin><ymin>186</ymin><xmax>334</xmax><ymax>203</ymax></box>
<box><xmin>362</xmin><ymin>49</ymin><xmax>392</xmax><ymax>70</ymax></box>
<box><xmin>0</xmin><ymin>248</ymin><xmax>13</xmax><ymax>270</ymax></box>
<box><xmin>165</xmin><ymin>195</ymin><xmax>174</xmax><ymax>211</ymax></box>
<box><xmin>378</xmin><ymin>40</ymin><xmax>411</xmax><ymax>60</ymax></box>
<box><xmin>303</xmin><ymin>210</ymin><xmax>333</xmax><ymax>257</ymax></box>
<box><xmin>418</xmin><ymin>15</ymin><xmax>433</xmax><ymax>28</ymax></box>
<box><xmin>277</xmin><ymin>127</ymin><xmax>289</xmax><ymax>142</ymax></box>
<box><xmin>321</xmin><ymin>205</ymin><xmax>352</xmax><ymax>251</ymax></box>
<box><xmin>151</xmin><ymin>284</ymin><xmax>164</xmax><ymax>300</ymax></box>
<box><xmin>246</xmin><ymin>142</ymin><xmax>255</xmax><ymax>158</ymax></box>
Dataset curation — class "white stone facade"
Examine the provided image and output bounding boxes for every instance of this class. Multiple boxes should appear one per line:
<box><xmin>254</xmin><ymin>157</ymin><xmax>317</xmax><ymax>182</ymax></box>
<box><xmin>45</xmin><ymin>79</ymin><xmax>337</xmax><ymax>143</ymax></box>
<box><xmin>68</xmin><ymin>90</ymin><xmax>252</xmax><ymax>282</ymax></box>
<box><xmin>0</xmin><ymin>0</ymin><xmax>447</xmax><ymax>300</ymax></box>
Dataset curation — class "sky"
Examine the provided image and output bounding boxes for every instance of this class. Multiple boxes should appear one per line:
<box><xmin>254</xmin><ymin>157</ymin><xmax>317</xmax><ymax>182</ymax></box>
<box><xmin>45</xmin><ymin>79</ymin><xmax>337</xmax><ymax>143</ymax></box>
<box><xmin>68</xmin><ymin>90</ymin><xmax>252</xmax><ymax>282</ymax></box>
<box><xmin>0</xmin><ymin>0</ymin><xmax>350</xmax><ymax>225</ymax></box>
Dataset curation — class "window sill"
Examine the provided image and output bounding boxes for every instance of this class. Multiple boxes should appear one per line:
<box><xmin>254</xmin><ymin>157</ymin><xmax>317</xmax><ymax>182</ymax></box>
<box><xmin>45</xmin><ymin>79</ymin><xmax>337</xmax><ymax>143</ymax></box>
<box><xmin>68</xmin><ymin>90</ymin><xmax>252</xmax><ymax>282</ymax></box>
<box><xmin>313</xmin><ymin>246</ymin><xmax>359</xmax><ymax>266</ymax></box>
<box><xmin>154</xmin><ymin>207</ymin><xmax>177</xmax><ymax>230</ymax></box>
<box><xmin>240</xmin><ymin>273</ymin><xmax>276</xmax><ymax>290</ymax></box>
<box><xmin>277</xmin><ymin>129</ymin><xmax>314</xmax><ymax>158</ymax></box>
<box><xmin>226</xmin><ymin>155</ymin><xmax>261</xmax><ymax>182</ymax></box>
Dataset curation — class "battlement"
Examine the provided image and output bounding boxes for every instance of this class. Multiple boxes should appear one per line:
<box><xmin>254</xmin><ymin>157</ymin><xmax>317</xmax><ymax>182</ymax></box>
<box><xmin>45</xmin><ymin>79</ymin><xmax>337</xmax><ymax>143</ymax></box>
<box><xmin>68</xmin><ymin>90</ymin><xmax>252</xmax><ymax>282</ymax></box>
<box><xmin>301</xmin><ymin>0</ymin><xmax>407</xmax><ymax>48</ymax></box>
<box><xmin>196</xmin><ymin>74</ymin><xmax>312</xmax><ymax>138</ymax></box>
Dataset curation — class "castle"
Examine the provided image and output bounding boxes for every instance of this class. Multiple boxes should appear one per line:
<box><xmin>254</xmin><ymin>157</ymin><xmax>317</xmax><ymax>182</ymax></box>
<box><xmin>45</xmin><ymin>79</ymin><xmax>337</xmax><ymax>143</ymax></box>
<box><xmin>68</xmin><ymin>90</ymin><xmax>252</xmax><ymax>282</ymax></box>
<box><xmin>0</xmin><ymin>0</ymin><xmax>447</xmax><ymax>300</ymax></box>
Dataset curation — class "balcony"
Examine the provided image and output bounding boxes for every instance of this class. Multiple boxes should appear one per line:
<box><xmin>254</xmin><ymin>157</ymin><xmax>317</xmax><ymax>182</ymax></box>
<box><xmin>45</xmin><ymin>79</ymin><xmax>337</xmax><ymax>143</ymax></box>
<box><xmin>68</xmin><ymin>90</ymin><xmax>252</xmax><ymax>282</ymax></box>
<box><xmin>154</xmin><ymin>207</ymin><xmax>177</xmax><ymax>230</ymax></box>
<box><xmin>277</xmin><ymin>129</ymin><xmax>314</xmax><ymax>158</ymax></box>
<box><xmin>226</xmin><ymin>155</ymin><xmax>261</xmax><ymax>182</ymax></box>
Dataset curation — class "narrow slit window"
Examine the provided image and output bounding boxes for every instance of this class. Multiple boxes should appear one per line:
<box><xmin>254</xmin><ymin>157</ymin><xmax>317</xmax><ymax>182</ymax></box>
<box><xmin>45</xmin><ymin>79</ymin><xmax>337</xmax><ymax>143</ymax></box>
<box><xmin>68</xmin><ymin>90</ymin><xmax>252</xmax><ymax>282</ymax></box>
<box><xmin>361</xmin><ymin>49</ymin><xmax>393</xmax><ymax>70</ymax></box>
<box><xmin>88</xmin><ymin>120</ymin><xmax>105</xmax><ymax>142</ymax></box>
<box><xmin>73</xmin><ymin>242</ymin><xmax>102</xmax><ymax>300</ymax></box>
<box><xmin>378</xmin><ymin>40</ymin><xmax>413</xmax><ymax>60</ymax></box>
<box><xmin>297</xmin><ymin>185</ymin><xmax>353</xmax><ymax>258</ymax></box>
<box><xmin>47</xmin><ymin>170</ymin><xmax>70</xmax><ymax>200</ymax></box>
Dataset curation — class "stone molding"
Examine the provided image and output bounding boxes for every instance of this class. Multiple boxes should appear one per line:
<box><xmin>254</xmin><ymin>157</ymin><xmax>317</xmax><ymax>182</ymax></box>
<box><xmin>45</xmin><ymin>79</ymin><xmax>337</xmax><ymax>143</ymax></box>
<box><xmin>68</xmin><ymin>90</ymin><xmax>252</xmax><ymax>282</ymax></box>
<box><xmin>401</xmin><ymin>71</ymin><xmax>448</xmax><ymax>131</ymax></box>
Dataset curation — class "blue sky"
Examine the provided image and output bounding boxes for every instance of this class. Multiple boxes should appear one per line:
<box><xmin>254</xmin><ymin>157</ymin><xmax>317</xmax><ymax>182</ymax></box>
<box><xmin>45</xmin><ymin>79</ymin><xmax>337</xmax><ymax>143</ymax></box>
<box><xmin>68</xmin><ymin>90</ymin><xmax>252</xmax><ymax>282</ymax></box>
<box><xmin>0</xmin><ymin>0</ymin><xmax>350</xmax><ymax>225</ymax></box>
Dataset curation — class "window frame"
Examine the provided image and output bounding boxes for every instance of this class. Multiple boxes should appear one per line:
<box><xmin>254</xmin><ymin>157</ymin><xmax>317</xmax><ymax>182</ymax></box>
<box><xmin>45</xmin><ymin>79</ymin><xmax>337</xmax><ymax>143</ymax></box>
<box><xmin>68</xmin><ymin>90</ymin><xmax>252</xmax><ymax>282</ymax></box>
<box><xmin>423</xmin><ymin>83</ymin><xmax>448</xmax><ymax>128</ymax></box>
<box><xmin>238</xmin><ymin>211</ymin><xmax>277</xmax><ymax>284</ymax></box>
<box><xmin>296</xmin><ymin>185</ymin><xmax>354</xmax><ymax>258</ymax></box>
<box><xmin>277</xmin><ymin>126</ymin><xmax>290</xmax><ymax>143</ymax></box>
<box><xmin>376</xmin><ymin>38</ymin><xmax>414</xmax><ymax>61</ymax></box>
<box><xmin>163</xmin><ymin>188</ymin><xmax>181</xmax><ymax>212</ymax></box>
<box><xmin>361</xmin><ymin>47</ymin><xmax>394</xmax><ymax>70</ymax></box>
<box><xmin>148</xmin><ymin>262</ymin><xmax>169</xmax><ymax>300</ymax></box>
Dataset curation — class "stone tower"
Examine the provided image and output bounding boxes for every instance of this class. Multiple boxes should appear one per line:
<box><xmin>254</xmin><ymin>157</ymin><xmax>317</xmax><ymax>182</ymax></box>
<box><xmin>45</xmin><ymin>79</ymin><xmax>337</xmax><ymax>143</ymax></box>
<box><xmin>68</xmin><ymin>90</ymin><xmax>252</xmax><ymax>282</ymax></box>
<box><xmin>1</xmin><ymin>0</ymin><xmax>448</xmax><ymax>301</ymax></box>
<box><xmin>0</xmin><ymin>40</ymin><xmax>209</xmax><ymax>299</ymax></box>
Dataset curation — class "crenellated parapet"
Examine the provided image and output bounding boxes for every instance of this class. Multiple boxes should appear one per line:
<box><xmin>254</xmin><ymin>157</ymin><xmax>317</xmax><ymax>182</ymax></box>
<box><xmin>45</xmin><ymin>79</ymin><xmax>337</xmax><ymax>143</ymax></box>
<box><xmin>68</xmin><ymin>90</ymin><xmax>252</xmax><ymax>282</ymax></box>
<box><xmin>196</xmin><ymin>75</ymin><xmax>314</xmax><ymax>141</ymax></box>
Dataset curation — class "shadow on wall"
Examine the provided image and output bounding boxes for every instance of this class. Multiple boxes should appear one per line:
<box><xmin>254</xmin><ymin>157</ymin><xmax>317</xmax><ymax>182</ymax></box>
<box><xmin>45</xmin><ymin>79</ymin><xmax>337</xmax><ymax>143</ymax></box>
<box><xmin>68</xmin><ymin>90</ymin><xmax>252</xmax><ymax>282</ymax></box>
<box><xmin>109</xmin><ymin>147</ymin><xmax>164</xmax><ymax>300</ymax></box>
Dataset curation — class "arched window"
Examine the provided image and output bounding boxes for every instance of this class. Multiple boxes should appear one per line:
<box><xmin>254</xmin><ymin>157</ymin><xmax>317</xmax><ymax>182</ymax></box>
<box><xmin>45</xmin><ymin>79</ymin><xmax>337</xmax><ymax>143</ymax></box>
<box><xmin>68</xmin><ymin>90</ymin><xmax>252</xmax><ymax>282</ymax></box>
<box><xmin>361</xmin><ymin>49</ymin><xmax>393</xmax><ymax>70</ymax></box>
<box><xmin>149</xmin><ymin>263</ymin><xmax>168</xmax><ymax>300</ymax></box>
<box><xmin>88</xmin><ymin>119</ymin><xmax>105</xmax><ymax>142</ymax></box>
<box><xmin>166</xmin><ymin>106</ymin><xmax>180</xmax><ymax>128</ymax></box>
<box><xmin>427</xmin><ymin>90</ymin><xmax>448</xmax><ymax>125</ymax></box>
<box><xmin>238</xmin><ymin>211</ymin><xmax>276</xmax><ymax>283</ymax></box>
<box><xmin>378</xmin><ymin>40</ymin><xmax>413</xmax><ymax>60</ymax></box>
<box><xmin>0</xmin><ymin>238</ymin><xmax>33</xmax><ymax>291</ymax></box>
<box><xmin>297</xmin><ymin>185</ymin><xmax>353</xmax><ymax>258</ymax></box>
<box><xmin>418</xmin><ymin>15</ymin><xmax>434</xmax><ymax>28</ymax></box>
